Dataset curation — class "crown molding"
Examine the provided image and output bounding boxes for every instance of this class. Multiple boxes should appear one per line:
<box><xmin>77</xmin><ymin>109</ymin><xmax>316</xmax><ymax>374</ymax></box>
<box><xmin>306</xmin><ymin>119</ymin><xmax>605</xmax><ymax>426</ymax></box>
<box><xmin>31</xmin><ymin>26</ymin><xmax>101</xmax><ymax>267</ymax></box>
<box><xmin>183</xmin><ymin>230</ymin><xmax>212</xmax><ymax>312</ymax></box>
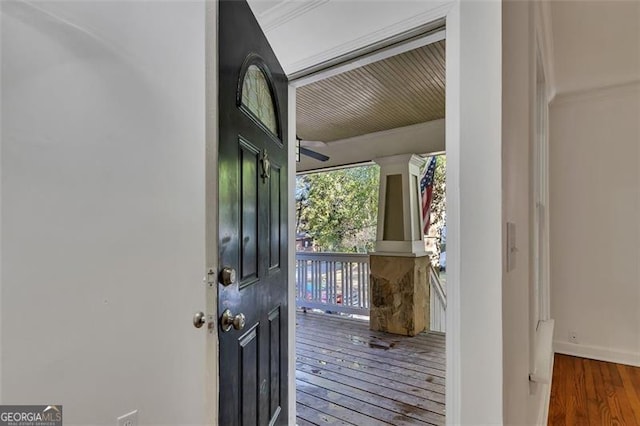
<box><xmin>257</xmin><ymin>0</ymin><xmax>329</xmax><ymax>33</ymax></box>
<box><xmin>551</xmin><ymin>78</ymin><xmax>640</xmax><ymax>106</ymax></box>
<box><xmin>286</xmin><ymin>1</ymin><xmax>454</xmax><ymax>75</ymax></box>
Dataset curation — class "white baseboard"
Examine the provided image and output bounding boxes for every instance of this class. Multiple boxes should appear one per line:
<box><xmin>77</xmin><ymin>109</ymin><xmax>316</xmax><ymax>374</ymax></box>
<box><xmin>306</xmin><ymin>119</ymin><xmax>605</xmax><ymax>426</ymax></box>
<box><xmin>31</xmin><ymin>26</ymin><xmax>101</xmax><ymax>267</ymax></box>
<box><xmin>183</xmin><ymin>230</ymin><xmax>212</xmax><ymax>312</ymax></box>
<box><xmin>554</xmin><ymin>340</ymin><xmax>640</xmax><ymax>367</ymax></box>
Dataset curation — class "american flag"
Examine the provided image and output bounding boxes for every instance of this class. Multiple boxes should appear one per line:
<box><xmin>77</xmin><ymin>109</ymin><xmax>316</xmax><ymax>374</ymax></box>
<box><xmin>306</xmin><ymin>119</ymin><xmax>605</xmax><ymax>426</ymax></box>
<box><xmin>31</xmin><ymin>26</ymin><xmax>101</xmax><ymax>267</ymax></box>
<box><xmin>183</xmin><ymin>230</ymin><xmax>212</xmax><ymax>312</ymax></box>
<box><xmin>420</xmin><ymin>156</ymin><xmax>437</xmax><ymax>235</ymax></box>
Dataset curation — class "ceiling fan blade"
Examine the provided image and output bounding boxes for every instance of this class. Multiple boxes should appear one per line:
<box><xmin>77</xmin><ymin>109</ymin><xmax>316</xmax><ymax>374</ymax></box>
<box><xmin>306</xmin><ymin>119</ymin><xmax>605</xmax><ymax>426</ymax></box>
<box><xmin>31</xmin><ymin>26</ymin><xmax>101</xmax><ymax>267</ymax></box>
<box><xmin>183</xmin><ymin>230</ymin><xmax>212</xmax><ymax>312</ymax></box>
<box><xmin>300</xmin><ymin>139</ymin><xmax>327</xmax><ymax>148</ymax></box>
<box><xmin>300</xmin><ymin>147</ymin><xmax>330</xmax><ymax>162</ymax></box>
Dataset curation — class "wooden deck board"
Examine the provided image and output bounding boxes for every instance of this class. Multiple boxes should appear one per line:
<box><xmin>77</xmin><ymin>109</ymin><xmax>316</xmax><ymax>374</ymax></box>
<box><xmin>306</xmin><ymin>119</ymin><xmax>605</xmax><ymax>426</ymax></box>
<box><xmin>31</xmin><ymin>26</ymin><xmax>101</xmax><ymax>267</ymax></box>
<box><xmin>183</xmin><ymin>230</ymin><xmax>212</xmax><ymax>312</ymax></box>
<box><xmin>296</xmin><ymin>311</ymin><xmax>445</xmax><ymax>426</ymax></box>
<box><xmin>297</xmin><ymin>403</ymin><xmax>354</xmax><ymax>425</ymax></box>
<box><xmin>297</xmin><ymin>387</ymin><xmax>392</xmax><ymax>426</ymax></box>
<box><xmin>296</xmin><ymin>332</ymin><xmax>445</xmax><ymax>371</ymax></box>
<box><xmin>298</xmin><ymin>321</ymin><xmax>445</xmax><ymax>367</ymax></box>
<box><xmin>298</xmin><ymin>314</ymin><xmax>445</xmax><ymax>350</ymax></box>
<box><xmin>296</xmin><ymin>343</ymin><xmax>446</xmax><ymax>390</ymax></box>
<box><xmin>298</xmin><ymin>313</ymin><xmax>446</xmax><ymax>345</ymax></box>
<box><xmin>295</xmin><ymin>417</ymin><xmax>317</xmax><ymax>426</ymax></box>
<box><xmin>297</xmin><ymin>334</ymin><xmax>445</xmax><ymax>378</ymax></box>
<box><xmin>296</xmin><ymin>352</ymin><xmax>445</xmax><ymax>401</ymax></box>
<box><xmin>297</xmin><ymin>379</ymin><xmax>431</xmax><ymax>426</ymax></box>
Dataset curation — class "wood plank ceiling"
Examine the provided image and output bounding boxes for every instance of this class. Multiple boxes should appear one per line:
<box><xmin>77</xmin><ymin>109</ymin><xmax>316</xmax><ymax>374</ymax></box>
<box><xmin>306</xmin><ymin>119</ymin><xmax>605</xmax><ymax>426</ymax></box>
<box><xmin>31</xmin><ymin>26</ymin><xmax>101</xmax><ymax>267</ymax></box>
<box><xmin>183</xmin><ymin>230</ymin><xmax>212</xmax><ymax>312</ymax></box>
<box><xmin>297</xmin><ymin>40</ymin><xmax>446</xmax><ymax>143</ymax></box>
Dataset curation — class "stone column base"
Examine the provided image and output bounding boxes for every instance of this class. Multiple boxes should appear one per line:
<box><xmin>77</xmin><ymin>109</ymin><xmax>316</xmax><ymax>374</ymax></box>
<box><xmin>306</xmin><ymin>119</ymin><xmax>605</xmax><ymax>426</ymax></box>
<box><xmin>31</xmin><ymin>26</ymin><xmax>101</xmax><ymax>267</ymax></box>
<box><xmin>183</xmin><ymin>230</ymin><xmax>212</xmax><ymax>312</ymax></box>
<box><xmin>369</xmin><ymin>254</ymin><xmax>430</xmax><ymax>336</ymax></box>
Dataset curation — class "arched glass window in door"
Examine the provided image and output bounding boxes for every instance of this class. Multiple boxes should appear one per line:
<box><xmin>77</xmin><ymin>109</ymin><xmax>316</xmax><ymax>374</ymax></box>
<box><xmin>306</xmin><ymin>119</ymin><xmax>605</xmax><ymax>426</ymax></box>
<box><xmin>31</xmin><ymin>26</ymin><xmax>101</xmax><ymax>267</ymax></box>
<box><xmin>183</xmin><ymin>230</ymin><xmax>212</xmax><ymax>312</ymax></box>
<box><xmin>240</xmin><ymin>63</ymin><xmax>279</xmax><ymax>137</ymax></box>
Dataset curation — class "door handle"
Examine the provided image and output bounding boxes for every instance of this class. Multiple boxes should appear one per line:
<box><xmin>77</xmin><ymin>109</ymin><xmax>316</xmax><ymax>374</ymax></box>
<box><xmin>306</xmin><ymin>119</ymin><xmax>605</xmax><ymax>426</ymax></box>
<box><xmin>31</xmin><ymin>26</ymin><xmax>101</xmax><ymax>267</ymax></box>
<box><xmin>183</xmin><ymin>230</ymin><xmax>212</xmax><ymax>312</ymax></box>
<box><xmin>219</xmin><ymin>267</ymin><xmax>237</xmax><ymax>286</ymax></box>
<box><xmin>193</xmin><ymin>311</ymin><xmax>206</xmax><ymax>329</ymax></box>
<box><xmin>221</xmin><ymin>309</ymin><xmax>245</xmax><ymax>332</ymax></box>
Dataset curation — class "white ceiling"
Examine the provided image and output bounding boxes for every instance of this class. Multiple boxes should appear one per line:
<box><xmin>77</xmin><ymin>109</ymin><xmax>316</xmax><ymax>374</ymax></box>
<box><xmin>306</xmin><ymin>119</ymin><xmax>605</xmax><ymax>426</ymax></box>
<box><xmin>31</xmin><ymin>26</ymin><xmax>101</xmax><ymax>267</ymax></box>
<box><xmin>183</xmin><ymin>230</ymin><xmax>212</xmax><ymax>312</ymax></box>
<box><xmin>247</xmin><ymin>0</ymin><xmax>451</xmax><ymax>75</ymax></box>
<box><xmin>550</xmin><ymin>0</ymin><xmax>640</xmax><ymax>95</ymax></box>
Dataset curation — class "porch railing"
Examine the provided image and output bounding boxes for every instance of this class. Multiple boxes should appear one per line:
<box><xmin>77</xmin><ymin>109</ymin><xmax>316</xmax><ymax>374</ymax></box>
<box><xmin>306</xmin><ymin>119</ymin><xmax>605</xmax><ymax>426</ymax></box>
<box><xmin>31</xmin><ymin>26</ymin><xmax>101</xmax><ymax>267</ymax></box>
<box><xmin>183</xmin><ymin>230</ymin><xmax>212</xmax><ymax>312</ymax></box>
<box><xmin>295</xmin><ymin>252</ymin><xmax>446</xmax><ymax>332</ymax></box>
<box><xmin>429</xmin><ymin>264</ymin><xmax>447</xmax><ymax>333</ymax></box>
<box><xmin>295</xmin><ymin>252</ymin><xmax>370</xmax><ymax>315</ymax></box>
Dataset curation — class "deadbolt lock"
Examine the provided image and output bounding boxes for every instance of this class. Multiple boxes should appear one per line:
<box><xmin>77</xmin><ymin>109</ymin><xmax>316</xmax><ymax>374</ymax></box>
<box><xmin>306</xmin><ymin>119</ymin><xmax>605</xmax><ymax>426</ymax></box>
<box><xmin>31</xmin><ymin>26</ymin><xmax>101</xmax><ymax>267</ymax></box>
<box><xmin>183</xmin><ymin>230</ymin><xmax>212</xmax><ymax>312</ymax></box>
<box><xmin>219</xmin><ymin>267</ymin><xmax>237</xmax><ymax>286</ymax></box>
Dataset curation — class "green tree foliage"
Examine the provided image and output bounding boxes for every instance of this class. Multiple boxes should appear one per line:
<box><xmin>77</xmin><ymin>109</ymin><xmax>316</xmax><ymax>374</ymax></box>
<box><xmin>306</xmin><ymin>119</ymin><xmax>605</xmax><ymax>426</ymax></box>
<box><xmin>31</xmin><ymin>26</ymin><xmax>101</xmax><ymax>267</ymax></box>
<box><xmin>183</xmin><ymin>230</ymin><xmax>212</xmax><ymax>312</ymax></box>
<box><xmin>296</xmin><ymin>157</ymin><xmax>446</xmax><ymax>259</ymax></box>
<box><xmin>428</xmin><ymin>156</ymin><xmax>447</xmax><ymax>267</ymax></box>
<box><xmin>296</xmin><ymin>165</ymin><xmax>380</xmax><ymax>253</ymax></box>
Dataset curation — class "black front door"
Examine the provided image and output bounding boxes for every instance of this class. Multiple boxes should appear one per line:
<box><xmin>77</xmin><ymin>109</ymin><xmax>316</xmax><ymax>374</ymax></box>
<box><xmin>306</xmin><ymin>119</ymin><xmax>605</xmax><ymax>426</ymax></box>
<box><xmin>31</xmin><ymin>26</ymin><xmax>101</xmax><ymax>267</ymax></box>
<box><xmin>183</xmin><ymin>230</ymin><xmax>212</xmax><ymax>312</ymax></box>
<box><xmin>218</xmin><ymin>1</ymin><xmax>288</xmax><ymax>425</ymax></box>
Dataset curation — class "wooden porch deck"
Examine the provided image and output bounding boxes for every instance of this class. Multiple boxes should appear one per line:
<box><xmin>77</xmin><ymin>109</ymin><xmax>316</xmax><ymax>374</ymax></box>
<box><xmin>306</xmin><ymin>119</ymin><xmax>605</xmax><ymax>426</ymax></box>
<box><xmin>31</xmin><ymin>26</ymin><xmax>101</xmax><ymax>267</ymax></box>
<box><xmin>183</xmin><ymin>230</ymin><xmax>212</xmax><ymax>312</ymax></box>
<box><xmin>295</xmin><ymin>311</ymin><xmax>446</xmax><ymax>426</ymax></box>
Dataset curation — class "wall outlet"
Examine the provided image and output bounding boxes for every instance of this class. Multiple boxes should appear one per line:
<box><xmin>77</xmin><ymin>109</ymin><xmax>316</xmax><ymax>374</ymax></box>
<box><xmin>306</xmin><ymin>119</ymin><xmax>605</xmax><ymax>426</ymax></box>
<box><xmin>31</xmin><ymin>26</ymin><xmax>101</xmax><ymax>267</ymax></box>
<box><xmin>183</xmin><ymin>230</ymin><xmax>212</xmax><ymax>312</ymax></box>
<box><xmin>568</xmin><ymin>331</ymin><xmax>578</xmax><ymax>344</ymax></box>
<box><xmin>117</xmin><ymin>410</ymin><xmax>138</xmax><ymax>426</ymax></box>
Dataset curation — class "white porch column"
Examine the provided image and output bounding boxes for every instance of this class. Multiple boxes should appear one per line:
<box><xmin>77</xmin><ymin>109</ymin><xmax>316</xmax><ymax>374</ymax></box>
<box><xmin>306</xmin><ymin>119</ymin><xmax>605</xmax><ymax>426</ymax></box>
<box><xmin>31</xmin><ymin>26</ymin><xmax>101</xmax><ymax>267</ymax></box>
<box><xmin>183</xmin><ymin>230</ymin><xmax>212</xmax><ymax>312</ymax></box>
<box><xmin>373</xmin><ymin>154</ymin><xmax>428</xmax><ymax>256</ymax></box>
<box><xmin>369</xmin><ymin>154</ymin><xmax>430</xmax><ymax>336</ymax></box>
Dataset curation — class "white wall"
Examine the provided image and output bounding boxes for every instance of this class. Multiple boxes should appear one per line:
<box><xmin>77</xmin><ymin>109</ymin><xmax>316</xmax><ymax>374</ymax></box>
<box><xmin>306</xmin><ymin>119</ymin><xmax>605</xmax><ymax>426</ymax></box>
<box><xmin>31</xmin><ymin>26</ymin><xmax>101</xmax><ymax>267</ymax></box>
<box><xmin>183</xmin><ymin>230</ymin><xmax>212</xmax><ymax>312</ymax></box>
<box><xmin>550</xmin><ymin>83</ymin><xmax>640</xmax><ymax>366</ymax></box>
<box><xmin>500</xmin><ymin>1</ymin><xmax>640</xmax><ymax>423</ymax></box>
<box><xmin>1</xmin><ymin>2</ymin><xmax>210</xmax><ymax>424</ymax></box>
<box><xmin>501</xmin><ymin>1</ymin><xmax>533</xmax><ymax>423</ymax></box>
<box><xmin>501</xmin><ymin>2</ymin><xmax>553</xmax><ymax>424</ymax></box>
<box><xmin>550</xmin><ymin>1</ymin><xmax>640</xmax><ymax>95</ymax></box>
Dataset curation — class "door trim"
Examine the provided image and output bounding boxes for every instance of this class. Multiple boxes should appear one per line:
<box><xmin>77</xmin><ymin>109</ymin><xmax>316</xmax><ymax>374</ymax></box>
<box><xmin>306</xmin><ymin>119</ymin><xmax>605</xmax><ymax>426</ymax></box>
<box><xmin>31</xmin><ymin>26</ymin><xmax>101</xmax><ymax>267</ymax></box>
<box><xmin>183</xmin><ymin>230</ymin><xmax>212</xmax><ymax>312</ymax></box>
<box><xmin>284</xmin><ymin>3</ymin><xmax>469</xmax><ymax>424</ymax></box>
<box><xmin>205</xmin><ymin>1</ymin><xmax>218</xmax><ymax>424</ymax></box>
<box><xmin>286</xmin><ymin>84</ymin><xmax>297</xmax><ymax>425</ymax></box>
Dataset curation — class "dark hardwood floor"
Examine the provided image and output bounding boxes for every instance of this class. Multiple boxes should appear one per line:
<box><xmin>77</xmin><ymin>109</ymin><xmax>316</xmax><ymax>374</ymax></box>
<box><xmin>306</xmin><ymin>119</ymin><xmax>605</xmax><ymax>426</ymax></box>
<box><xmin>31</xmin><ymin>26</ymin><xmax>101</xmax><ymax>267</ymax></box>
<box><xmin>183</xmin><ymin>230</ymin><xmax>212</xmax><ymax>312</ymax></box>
<box><xmin>548</xmin><ymin>354</ymin><xmax>640</xmax><ymax>425</ymax></box>
<box><xmin>295</xmin><ymin>311</ymin><xmax>445</xmax><ymax>426</ymax></box>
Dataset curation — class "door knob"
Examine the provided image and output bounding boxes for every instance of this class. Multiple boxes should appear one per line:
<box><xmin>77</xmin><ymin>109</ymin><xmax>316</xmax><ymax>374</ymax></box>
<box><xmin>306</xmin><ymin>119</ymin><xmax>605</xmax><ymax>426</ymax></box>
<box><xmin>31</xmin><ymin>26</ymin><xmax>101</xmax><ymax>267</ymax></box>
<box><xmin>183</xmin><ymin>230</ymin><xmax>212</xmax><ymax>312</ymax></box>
<box><xmin>219</xmin><ymin>267</ymin><xmax>237</xmax><ymax>286</ymax></box>
<box><xmin>221</xmin><ymin>309</ymin><xmax>245</xmax><ymax>332</ymax></box>
<box><xmin>193</xmin><ymin>311</ymin><xmax>206</xmax><ymax>329</ymax></box>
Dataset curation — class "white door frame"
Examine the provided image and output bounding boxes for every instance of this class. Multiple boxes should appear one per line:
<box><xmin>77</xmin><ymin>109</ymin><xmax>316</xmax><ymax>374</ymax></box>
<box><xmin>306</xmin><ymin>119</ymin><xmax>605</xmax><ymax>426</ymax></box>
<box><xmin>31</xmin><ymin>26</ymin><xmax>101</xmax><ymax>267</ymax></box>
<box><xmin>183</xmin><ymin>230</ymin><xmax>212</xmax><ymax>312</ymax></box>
<box><xmin>285</xmin><ymin>1</ymin><xmax>504</xmax><ymax>424</ymax></box>
<box><xmin>205</xmin><ymin>2</ymin><xmax>219</xmax><ymax>424</ymax></box>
